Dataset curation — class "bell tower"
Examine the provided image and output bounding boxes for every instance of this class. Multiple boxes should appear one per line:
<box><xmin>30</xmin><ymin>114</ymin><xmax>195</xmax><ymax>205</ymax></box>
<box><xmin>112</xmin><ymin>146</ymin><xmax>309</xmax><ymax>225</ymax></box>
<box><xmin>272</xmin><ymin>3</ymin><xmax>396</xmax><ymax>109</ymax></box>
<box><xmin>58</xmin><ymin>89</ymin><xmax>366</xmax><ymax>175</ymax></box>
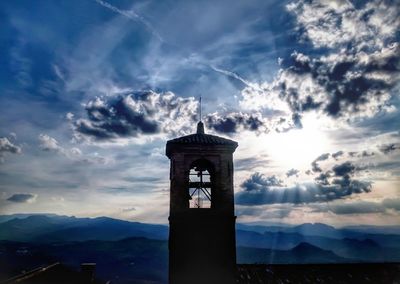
<box><xmin>166</xmin><ymin>121</ymin><xmax>238</xmax><ymax>284</ymax></box>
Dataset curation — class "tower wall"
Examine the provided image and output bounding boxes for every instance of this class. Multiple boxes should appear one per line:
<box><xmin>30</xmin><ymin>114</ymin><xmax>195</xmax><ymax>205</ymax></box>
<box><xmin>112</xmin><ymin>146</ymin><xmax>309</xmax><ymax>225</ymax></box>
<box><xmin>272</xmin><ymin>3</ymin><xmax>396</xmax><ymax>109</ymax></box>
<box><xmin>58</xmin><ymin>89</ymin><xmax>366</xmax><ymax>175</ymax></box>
<box><xmin>166</xmin><ymin>140</ymin><xmax>237</xmax><ymax>284</ymax></box>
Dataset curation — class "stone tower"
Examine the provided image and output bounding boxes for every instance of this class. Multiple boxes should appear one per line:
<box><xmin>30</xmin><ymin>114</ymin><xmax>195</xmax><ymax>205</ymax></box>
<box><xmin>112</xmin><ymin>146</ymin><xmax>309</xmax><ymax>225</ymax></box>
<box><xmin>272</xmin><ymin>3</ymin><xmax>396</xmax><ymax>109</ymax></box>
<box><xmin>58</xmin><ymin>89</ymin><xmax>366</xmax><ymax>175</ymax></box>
<box><xmin>166</xmin><ymin>121</ymin><xmax>238</xmax><ymax>284</ymax></box>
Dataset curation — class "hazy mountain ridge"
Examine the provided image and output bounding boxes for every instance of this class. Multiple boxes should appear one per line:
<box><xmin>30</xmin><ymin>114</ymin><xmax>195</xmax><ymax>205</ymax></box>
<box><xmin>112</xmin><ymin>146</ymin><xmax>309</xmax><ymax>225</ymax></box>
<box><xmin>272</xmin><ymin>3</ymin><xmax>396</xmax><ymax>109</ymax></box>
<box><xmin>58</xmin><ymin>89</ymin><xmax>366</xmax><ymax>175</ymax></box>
<box><xmin>0</xmin><ymin>214</ymin><xmax>399</xmax><ymax>267</ymax></box>
<box><xmin>0</xmin><ymin>215</ymin><xmax>168</xmax><ymax>242</ymax></box>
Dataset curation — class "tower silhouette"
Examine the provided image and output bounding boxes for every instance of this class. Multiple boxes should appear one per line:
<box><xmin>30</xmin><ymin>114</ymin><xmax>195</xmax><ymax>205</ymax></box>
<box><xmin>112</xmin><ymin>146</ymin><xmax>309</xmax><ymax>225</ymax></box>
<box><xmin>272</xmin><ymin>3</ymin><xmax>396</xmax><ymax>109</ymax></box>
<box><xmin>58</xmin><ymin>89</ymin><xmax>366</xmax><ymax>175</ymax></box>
<box><xmin>166</xmin><ymin>120</ymin><xmax>238</xmax><ymax>284</ymax></box>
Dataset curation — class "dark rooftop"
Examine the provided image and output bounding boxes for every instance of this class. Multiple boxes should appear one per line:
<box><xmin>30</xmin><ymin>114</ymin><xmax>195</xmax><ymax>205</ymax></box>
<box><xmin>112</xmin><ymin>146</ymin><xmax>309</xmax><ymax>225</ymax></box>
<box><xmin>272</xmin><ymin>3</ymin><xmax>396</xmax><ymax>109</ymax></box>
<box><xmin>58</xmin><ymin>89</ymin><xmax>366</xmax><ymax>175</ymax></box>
<box><xmin>2</xmin><ymin>262</ymin><xmax>104</xmax><ymax>284</ymax></box>
<box><xmin>166</xmin><ymin>121</ymin><xmax>238</xmax><ymax>147</ymax></box>
<box><xmin>236</xmin><ymin>263</ymin><xmax>400</xmax><ymax>284</ymax></box>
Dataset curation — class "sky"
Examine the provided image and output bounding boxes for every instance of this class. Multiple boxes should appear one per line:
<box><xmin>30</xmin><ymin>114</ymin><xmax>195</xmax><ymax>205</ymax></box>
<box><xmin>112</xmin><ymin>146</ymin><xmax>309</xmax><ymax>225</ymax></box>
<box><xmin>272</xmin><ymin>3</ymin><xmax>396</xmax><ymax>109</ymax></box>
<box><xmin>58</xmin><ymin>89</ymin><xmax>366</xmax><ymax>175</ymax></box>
<box><xmin>0</xmin><ymin>0</ymin><xmax>399</xmax><ymax>227</ymax></box>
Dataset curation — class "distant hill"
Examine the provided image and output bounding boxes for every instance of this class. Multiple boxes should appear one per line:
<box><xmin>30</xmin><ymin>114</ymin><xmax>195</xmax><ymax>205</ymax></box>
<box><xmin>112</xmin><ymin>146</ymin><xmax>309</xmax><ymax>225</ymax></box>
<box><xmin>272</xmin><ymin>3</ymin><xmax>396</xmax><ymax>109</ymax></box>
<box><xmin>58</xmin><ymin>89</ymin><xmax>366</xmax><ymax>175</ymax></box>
<box><xmin>0</xmin><ymin>214</ymin><xmax>399</xmax><ymax>264</ymax></box>
<box><xmin>0</xmin><ymin>215</ymin><xmax>168</xmax><ymax>242</ymax></box>
<box><xmin>0</xmin><ymin>213</ymin><xmax>62</xmax><ymax>223</ymax></box>
<box><xmin>237</xmin><ymin>242</ymin><xmax>348</xmax><ymax>264</ymax></box>
<box><xmin>342</xmin><ymin>225</ymin><xmax>400</xmax><ymax>235</ymax></box>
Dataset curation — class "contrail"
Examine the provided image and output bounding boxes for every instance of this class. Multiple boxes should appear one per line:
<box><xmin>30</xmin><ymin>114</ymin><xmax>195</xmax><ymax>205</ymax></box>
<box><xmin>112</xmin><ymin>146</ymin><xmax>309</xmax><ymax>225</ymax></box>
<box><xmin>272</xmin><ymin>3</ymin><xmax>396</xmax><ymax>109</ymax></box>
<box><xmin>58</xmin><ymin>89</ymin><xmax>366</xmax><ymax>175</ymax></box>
<box><xmin>96</xmin><ymin>0</ymin><xmax>260</xmax><ymax>93</ymax></box>
<box><xmin>94</xmin><ymin>0</ymin><xmax>163</xmax><ymax>42</ymax></box>
<box><xmin>209</xmin><ymin>65</ymin><xmax>263</xmax><ymax>92</ymax></box>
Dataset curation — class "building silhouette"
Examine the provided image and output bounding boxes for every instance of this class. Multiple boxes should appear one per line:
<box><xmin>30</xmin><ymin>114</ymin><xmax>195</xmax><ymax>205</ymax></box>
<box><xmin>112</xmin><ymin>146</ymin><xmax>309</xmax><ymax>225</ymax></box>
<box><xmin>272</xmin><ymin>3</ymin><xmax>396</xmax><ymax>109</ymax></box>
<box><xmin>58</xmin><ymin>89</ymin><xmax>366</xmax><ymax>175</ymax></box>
<box><xmin>166</xmin><ymin>121</ymin><xmax>238</xmax><ymax>284</ymax></box>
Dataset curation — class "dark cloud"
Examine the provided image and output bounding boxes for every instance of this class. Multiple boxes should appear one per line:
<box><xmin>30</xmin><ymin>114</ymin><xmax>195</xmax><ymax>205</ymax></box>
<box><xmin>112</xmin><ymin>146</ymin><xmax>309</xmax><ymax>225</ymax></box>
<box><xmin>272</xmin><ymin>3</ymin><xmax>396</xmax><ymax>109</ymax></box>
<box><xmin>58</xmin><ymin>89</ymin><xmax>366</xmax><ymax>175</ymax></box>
<box><xmin>7</xmin><ymin>193</ymin><xmax>36</xmax><ymax>203</ymax></box>
<box><xmin>241</xmin><ymin>173</ymin><xmax>284</xmax><ymax>191</ymax></box>
<box><xmin>332</xmin><ymin>161</ymin><xmax>356</xmax><ymax>177</ymax></box>
<box><xmin>314</xmin><ymin>153</ymin><xmax>330</xmax><ymax>162</ymax></box>
<box><xmin>73</xmin><ymin>91</ymin><xmax>197</xmax><ymax>141</ymax></box>
<box><xmin>332</xmin><ymin>151</ymin><xmax>344</xmax><ymax>160</ymax></box>
<box><xmin>286</xmin><ymin>168</ymin><xmax>299</xmax><ymax>177</ymax></box>
<box><xmin>73</xmin><ymin>91</ymin><xmax>271</xmax><ymax>140</ymax></box>
<box><xmin>291</xmin><ymin>113</ymin><xmax>303</xmax><ymax>129</ymax></box>
<box><xmin>311</xmin><ymin>153</ymin><xmax>330</xmax><ymax>172</ymax></box>
<box><xmin>274</xmin><ymin>114</ymin><xmax>304</xmax><ymax>133</ymax></box>
<box><xmin>205</xmin><ymin>112</ymin><xmax>268</xmax><ymax>134</ymax></box>
<box><xmin>236</xmin><ymin>177</ymin><xmax>371</xmax><ymax>205</ymax></box>
<box><xmin>361</xmin><ymin>150</ymin><xmax>375</xmax><ymax>157</ymax></box>
<box><xmin>237</xmin><ymin>161</ymin><xmax>371</xmax><ymax>205</ymax></box>
<box><xmin>379</xmin><ymin>143</ymin><xmax>400</xmax><ymax>155</ymax></box>
<box><xmin>314</xmin><ymin>172</ymin><xmax>331</xmax><ymax>186</ymax></box>
<box><xmin>346</xmin><ymin>150</ymin><xmax>375</xmax><ymax>158</ymax></box>
<box><xmin>348</xmin><ymin>151</ymin><xmax>358</xmax><ymax>157</ymax></box>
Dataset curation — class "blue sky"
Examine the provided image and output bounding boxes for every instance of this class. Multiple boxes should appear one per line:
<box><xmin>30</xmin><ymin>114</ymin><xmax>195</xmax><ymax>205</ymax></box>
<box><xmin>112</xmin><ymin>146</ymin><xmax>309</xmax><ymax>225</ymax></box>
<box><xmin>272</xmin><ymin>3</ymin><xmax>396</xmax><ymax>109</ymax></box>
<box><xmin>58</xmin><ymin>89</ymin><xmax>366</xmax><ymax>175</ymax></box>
<box><xmin>0</xmin><ymin>0</ymin><xmax>399</xmax><ymax>226</ymax></box>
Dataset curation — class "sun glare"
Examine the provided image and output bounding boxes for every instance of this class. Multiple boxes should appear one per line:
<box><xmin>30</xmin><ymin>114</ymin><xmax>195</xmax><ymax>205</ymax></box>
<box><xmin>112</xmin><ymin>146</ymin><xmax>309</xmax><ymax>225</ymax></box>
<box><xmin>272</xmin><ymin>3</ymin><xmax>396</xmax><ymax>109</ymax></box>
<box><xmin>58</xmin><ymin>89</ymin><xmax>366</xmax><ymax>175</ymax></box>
<box><xmin>267</xmin><ymin>115</ymin><xmax>331</xmax><ymax>171</ymax></box>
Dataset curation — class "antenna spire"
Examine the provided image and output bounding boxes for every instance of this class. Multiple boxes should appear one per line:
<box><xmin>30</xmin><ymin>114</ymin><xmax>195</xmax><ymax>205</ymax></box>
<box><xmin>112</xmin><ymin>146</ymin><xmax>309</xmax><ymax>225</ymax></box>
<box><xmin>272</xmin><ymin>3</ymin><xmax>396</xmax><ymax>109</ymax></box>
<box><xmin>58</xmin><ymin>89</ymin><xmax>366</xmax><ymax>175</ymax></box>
<box><xmin>199</xmin><ymin>95</ymin><xmax>202</xmax><ymax>122</ymax></box>
<box><xmin>196</xmin><ymin>96</ymin><xmax>205</xmax><ymax>134</ymax></box>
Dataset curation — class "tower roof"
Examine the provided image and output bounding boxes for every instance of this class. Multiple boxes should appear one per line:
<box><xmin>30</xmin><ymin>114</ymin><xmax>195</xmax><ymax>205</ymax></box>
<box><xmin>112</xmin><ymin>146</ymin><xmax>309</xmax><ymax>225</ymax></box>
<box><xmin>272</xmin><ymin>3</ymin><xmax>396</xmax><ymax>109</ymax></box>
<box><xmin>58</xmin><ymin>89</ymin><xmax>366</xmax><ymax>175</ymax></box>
<box><xmin>166</xmin><ymin>121</ymin><xmax>238</xmax><ymax>156</ymax></box>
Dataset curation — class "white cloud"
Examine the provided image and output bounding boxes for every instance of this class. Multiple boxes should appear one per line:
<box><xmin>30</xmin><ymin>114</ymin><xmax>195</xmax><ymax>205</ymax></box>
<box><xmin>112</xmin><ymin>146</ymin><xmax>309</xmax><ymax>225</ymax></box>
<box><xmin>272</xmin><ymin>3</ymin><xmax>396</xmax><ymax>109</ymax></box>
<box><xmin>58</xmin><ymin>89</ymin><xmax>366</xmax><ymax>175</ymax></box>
<box><xmin>286</xmin><ymin>0</ymin><xmax>399</xmax><ymax>50</ymax></box>
<box><xmin>0</xmin><ymin>137</ymin><xmax>22</xmax><ymax>162</ymax></box>
<box><xmin>38</xmin><ymin>134</ymin><xmax>111</xmax><ymax>164</ymax></box>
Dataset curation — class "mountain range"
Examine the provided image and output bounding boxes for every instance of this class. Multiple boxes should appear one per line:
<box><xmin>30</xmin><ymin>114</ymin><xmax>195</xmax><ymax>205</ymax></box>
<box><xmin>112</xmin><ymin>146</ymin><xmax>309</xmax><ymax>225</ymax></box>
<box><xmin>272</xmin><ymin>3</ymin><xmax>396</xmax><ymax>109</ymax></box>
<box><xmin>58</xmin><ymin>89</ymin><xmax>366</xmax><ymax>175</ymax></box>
<box><xmin>1</xmin><ymin>214</ymin><xmax>399</xmax><ymax>283</ymax></box>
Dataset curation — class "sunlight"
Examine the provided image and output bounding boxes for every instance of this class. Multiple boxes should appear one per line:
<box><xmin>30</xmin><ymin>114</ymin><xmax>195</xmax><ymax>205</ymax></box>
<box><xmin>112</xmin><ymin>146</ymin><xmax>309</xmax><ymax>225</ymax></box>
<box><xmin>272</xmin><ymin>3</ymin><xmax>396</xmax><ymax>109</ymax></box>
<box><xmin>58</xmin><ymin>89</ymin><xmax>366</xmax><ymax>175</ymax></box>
<box><xmin>266</xmin><ymin>114</ymin><xmax>331</xmax><ymax>171</ymax></box>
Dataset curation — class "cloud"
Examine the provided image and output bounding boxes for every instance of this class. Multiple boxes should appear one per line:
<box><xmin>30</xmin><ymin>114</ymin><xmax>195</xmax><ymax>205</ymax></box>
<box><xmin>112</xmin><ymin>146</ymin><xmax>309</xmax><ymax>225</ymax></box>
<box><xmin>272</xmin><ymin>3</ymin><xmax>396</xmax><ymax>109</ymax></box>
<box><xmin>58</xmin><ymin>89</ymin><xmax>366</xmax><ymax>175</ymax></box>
<box><xmin>38</xmin><ymin>134</ymin><xmax>109</xmax><ymax>164</ymax></box>
<box><xmin>284</xmin><ymin>0</ymin><xmax>400</xmax><ymax>118</ymax></box>
<box><xmin>237</xmin><ymin>161</ymin><xmax>372</xmax><ymax>205</ymax></box>
<box><xmin>286</xmin><ymin>0</ymin><xmax>399</xmax><ymax>50</ymax></box>
<box><xmin>241</xmin><ymin>173</ymin><xmax>284</xmax><ymax>191</ymax></box>
<box><xmin>286</xmin><ymin>168</ymin><xmax>299</xmax><ymax>177</ymax></box>
<box><xmin>361</xmin><ymin>150</ymin><xmax>375</xmax><ymax>157</ymax></box>
<box><xmin>277</xmin><ymin>46</ymin><xmax>399</xmax><ymax>119</ymax></box>
<box><xmin>348</xmin><ymin>151</ymin><xmax>358</xmax><ymax>157</ymax></box>
<box><xmin>239</xmin><ymin>0</ymin><xmax>400</xmax><ymax>125</ymax></box>
<box><xmin>332</xmin><ymin>161</ymin><xmax>356</xmax><ymax>177</ymax></box>
<box><xmin>72</xmin><ymin>91</ymin><xmax>198</xmax><ymax>141</ymax></box>
<box><xmin>382</xmin><ymin>198</ymin><xmax>400</xmax><ymax>211</ymax></box>
<box><xmin>314</xmin><ymin>172</ymin><xmax>331</xmax><ymax>186</ymax></box>
<box><xmin>312</xmin><ymin>198</ymin><xmax>400</xmax><ymax>215</ymax></box>
<box><xmin>39</xmin><ymin>134</ymin><xmax>64</xmax><ymax>153</ymax></box>
<box><xmin>122</xmin><ymin>207</ymin><xmax>137</xmax><ymax>212</ymax></box>
<box><xmin>235</xmin><ymin>157</ymin><xmax>271</xmax><ymax>171</ymax></box>
<box><xmin>379</xmin><ymin>143</ymin><xmax>400</xmax><ymax>154</ymax></box>
<box><xmin>311</xmin><ymin>153</ymin><xmax>330</xmax><ymax>172</ymax></box>
<box><xmin>236</xmin><ymin>205</ymin><xmax>292</xmax><ymax>219</ymax></box>
<box><xmin>346</xmin><ymin>150</ymin><xmax>375</xmax><ymax>159</ymax></box>
<box><xmin>0</xmin><ymin>137</ymin><xmax>22</xmax><ymax>162</ymax></box>
<box><xmin>9</xmin><ymin>40</ymin><xmax>33</xmax><ymax>88</ymax></box>
<box><xmin>205</xmin><ymin>112</ymin><xmax>269</xmax><ymax>134</ymax></box>
<box><xmin>7</xmin><ymin>193</ymin><xmax>37</xmax><ymax>203</ymax></box>
<box><xmin>332</xmin><ymin>150</ymin><xmax>344</xmax><ymax>160</ymax></box>
<box><xmin>312</xmin><ymin>200</ymin><xmax>384</xmax><ymax>215</ymax></box>
<box><xmin>73</xmin><ymin>90</ymin><xmax>274</xmax><ymax>140</ymax></box>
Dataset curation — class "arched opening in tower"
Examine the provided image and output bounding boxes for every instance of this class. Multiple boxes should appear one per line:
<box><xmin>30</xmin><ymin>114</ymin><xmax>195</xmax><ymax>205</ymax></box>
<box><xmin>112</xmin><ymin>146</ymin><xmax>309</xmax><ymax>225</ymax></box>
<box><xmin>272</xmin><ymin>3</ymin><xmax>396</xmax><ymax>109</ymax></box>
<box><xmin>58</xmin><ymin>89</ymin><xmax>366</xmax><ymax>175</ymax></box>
<box><xmin>188</xmin><ymin>159</ymin><xmax>214</xmax><ymax>209</ymax></box>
